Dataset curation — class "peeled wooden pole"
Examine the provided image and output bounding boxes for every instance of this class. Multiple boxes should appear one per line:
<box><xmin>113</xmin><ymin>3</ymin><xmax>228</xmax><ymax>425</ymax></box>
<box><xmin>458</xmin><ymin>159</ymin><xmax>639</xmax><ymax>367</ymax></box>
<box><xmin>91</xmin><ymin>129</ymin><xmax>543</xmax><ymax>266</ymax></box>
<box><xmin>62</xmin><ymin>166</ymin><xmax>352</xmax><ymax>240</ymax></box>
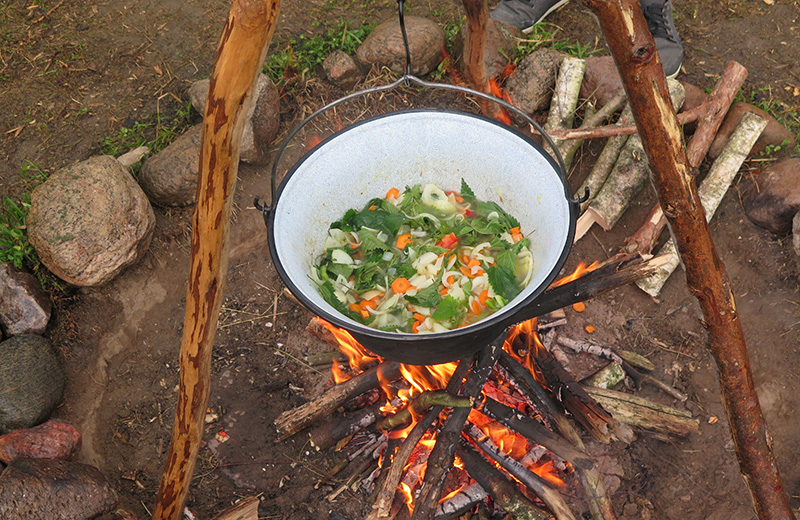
<box><xmin>584</xmin><ymin>0</ymin><xmax>795</xmax><ymax>517</ymax></box>
<box><xmin>151</xmin><ymin>1</ymin><xmax>280</xmax><ymax>519</ymax></box>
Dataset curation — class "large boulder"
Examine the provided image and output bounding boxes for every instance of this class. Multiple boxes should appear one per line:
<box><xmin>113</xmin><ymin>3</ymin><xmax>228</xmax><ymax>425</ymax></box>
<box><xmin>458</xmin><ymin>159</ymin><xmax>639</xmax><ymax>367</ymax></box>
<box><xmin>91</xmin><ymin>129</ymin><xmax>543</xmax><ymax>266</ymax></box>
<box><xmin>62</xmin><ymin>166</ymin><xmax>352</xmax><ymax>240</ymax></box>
<box><xmin>188</xmin><ymin>73</ymin><xmax>281</xmax><ymax>164</ymax></box>
<box><xmin>505</xmin><ymin>48</ymin><xmax>564</xmax><ymax>114</ymax></box>
<box><xmin>709</xmin><ymin>103</ymin><xmax>796</xmax><ymax>159</ymax></box>
<box><xmin>356</xmin><ymin>16</ymin><xmax>444</xmax><ymax>76</ymax></box>
<box><xmin>741</xmin><ymin>158</ymin><xmax>800</xmax><ymax>234</ymax></box>
<box><xmin>453</xmin><ymin>19</ymin><xmax>525</xmax><ymax>80</ymax></box>
<box><xmin>27</xmin><ymin>155</ymin><xmax>155</xmax><ymax>286</ymax></box>
<box><xmin>0</xmin><ymin>262</ymin><xmax>51</xmax><ymax>335</ymax></box>
<box><xmin>0</xmin><ymin>459</ymin><xmax>118</xmax><ymax>520</ymax></box>
<box><xmin>579</xmin><ymin>56</ymin><xmax>624</xmax><ymax>108</ymax></box>
<box><xmin>0</xmin><ymin>335</ymin><xmax>65</xmax><ymax>434</ymax></box>
<box><xmin>0</xmin><ymin>419</ymin><xmax>81</xmax><ymax>464</ymax></box>
<box><xmin>138</xmin><ymin>124</ymin><xmax>202</xmax><ymax>207</ymax></box>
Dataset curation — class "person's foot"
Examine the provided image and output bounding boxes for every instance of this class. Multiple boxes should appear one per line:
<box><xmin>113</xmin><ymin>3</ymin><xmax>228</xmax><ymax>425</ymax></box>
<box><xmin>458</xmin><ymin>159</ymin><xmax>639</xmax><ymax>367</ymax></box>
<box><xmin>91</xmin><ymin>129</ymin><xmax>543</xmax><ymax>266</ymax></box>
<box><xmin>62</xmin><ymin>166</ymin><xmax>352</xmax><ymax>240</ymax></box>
<box><xmin>640</xmin><ymin>0</ymin><xmax>684</xmax><ymax>78</ymax></box>
<box><xmin>489</xmin><ymin>0</ymin><xmax>569</xmax><ymax>34</ymax></box>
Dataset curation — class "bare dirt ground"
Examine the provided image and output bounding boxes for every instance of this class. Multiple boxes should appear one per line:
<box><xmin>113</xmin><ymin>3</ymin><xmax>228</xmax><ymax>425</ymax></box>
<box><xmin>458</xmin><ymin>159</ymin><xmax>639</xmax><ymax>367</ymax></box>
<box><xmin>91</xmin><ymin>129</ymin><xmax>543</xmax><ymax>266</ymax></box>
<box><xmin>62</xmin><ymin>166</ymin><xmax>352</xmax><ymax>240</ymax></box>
<box><xmin>2</xmin><ymin>0</ymin><xmax>800</xmax><ymax>519</ymax></box>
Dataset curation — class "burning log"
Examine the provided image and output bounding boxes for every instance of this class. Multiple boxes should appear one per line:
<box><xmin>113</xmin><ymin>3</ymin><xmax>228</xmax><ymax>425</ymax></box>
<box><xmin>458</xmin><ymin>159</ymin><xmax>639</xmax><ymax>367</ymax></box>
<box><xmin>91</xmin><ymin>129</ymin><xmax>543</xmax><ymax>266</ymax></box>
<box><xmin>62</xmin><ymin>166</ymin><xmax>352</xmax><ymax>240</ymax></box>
<box><xmin>583</xmin><ymin>386</ymin><xmax>699</xmax><ymax>437</ymax></box>
<box><xmin>475</xmin><ymin>395</ymin><xmax>593</xmax><ymax>470</ymax></box>
<box><xmin>411</xmin><ymin>343</ymin><xmax>504</xmax><ymax>520</ymax></box>
<box><xmin>435</xmin><ymin>482</ymin><xmax>488</xmax><ymax>518</ymax></box>
<box><xmin>377</xmin><ymin>390</ymin><xmax>474</xmax><ymax>431</ymax></box>
<box><xmin>368</xmin><ymin>358</ymin><xmax>473</xmax><ymax>520</ymax></box>
<box><xmin>636</xmin><ymin>111</ymin><xmax>768</xmax><ymax>296</ymax></box>
<box><xmin>457</xmin><ymin>439</ymin><xmax>555</xmax><ymax>520</ymax></box>
<box><xmin>624</xmin><ymin>61</ymin><xmax>748</xmax><ymax>257</ymax></box>
<box><xmin>589</xmin><ymin>0</ymin><xmax>795</xmax><ymax>516</ymax></box>
<box><xmin>309</xmin><ymin>403</ymin><xmax>383</xmax><ymax>451</ymax></box>
<box><xmin>464</xmin><ymin>425</ymin><xmax>577</xmax><ymax>520</ymax></box>
<box><xmin>275</xmin><ymin>361</ymin><xmax>402</xmax><ymax>440</ymax></box>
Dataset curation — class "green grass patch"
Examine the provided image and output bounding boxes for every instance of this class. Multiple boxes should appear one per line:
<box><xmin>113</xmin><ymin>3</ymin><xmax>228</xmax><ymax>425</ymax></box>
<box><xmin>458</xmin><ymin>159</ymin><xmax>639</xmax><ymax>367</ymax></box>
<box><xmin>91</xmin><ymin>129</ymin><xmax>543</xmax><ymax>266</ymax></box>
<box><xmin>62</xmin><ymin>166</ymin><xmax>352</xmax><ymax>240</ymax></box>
<box><xmin>263</xmin><ymin>21</ymin><xmax>377</xmax><ymax>84</ymax></box>
<box><xmin>0</xmin><ymin>161</ymin><xmax>48</xmax><ymax>282</ymax></box>
<box><xmin>512</xmin><ymin>23</ymin><xmax>602</xmax><ymax>62</ymax></box>
<box><xmin>98</xmin><ymin>100</ymin><xmax>197</xmax><ymax>163</ymax></box>
<box><xmin>737</xmin><ymin>86</ymin><xmax>800</xmax><ymax>156</ymax></box>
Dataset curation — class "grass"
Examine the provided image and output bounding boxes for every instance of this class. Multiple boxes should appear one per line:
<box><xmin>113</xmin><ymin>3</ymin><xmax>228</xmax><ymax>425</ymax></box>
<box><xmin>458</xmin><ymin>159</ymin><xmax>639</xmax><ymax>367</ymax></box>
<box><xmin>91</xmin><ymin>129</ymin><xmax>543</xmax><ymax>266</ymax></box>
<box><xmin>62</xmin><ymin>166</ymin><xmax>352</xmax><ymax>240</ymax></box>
<box><xmin>98</xmin><ymin>100</ymin><xmax>197</xmax><ymax>167</ymax></box>
<box><xmin>0</xmin><ymin>161</ymin><xmax>48</xmax><ymax>283</ymax></box>
<box><xmin>263</xmin><ymin>21</ymin><xmax>377</xmax><ymax>84</ymax></box>
<box><xmin>512</xmin><ymin>23</ymin><xmax>602</xmax><ymax>63</ymax></box>
<box><xmin>737</xmin><ymin>86</ymin><xmax>800</xmax><ymax>156</ymax></box>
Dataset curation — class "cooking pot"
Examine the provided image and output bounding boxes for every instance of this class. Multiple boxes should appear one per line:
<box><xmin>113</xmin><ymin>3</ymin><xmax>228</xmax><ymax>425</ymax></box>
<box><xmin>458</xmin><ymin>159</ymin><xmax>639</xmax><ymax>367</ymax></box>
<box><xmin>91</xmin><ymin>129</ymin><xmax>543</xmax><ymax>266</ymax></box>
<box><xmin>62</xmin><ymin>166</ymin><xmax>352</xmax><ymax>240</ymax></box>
<box><xmin>262</xmin><ymin>106</ymin><xmax>578</xmax><ymax>365</ymax></box>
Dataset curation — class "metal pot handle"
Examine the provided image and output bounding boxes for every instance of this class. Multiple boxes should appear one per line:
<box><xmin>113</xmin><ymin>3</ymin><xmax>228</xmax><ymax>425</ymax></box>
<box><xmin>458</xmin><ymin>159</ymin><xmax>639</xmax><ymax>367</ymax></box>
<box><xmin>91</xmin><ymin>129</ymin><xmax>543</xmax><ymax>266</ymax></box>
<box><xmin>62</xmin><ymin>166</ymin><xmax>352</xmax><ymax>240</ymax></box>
<box><xmin>254</xmin><ymin>0</ymin><xmax>588</xmax><ymax>219</ymax></box>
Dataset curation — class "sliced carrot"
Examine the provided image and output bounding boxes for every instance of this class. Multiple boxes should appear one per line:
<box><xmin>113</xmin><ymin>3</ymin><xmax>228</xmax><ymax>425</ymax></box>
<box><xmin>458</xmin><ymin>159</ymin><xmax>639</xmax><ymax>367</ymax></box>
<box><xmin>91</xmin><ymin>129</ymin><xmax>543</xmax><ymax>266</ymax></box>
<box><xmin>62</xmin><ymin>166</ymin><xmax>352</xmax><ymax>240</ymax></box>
<box><xmin>585</xmin><ymin>325</ymin><xmax>596</xmax><ymax>333</ymax></box>
<box><xmin>572</xmin><ymin>302</ymin><xmax>586</xmax><ymax>312</ymax></box>
<box><xmin>459</xmin><ymin>266</ymin><xmax>472</xmax><ymax>277</ymax></box>
<box><xmin>471</xmin><ymin>299</ymin><xmax>482</xmax><ymax>315</ymax></box>
<box><xmin>361</xmin><ymin>300</ymin><xmax>377</xmax><ymax>311</ymax></box>
<box><xmin>439</xmin><ymin>287</ymin><xmax>449</xmax><ymax>295</ymax></box>
<box><xmin>454</xmin><ymin>195</ymin><xmax>464</xmax><ymax>203</ymax></box>
<box><xmin>511</xmin><ymin>232</ymin><xmax>523</xmax><ymax>243</ymax></box>
<box><xmin>413</xmin><ymin>313</ymin><xmax>427</xmax><ymax>322</ymax></box>
<box><xmin>391</xmin><ymin>277</ymin><xmax>414</xmax><ymax>294</ymax></box>
<box><xmin>369</xmin><ymin>204</ymin><xmax>377</xmax><ymax>210</ymax></box>
<box><xmin>446</xmin><ymin>275</ymin><xmax>454</xmax><ymax>285</ymax></box>
<box><xmin>509</xmin><ymin>226</ymin><xmax>520</xmax><ymax>234</ymax></box>
<box><xmin>349</xmin><ymin>303</ymin><xmax>361</xmax><ymax>313</ymax></box>
<box><xmin>360</xmin><ymin>309</ymin><xmax>370</xmax><ymax>318</ymax></box>
<box><xmin>386</xmin><ymin>187</ymin><xmax>400</xmax><ymax>200</ymax></box>
<box><xmin>478</xmin><ymin>289</ymin><xmax>490</xmax><ymax>306</ymax></box>
<box><xmin>412</xmin><ymin>321</ymin><xmax>420</xmax><ymax>333</ymax></box>
<box><xmin>467</xmin><ymin>258</ymin><xmax>481</xmax><ymax>269</ymax></box>
<box><xmin>396</xmin><ymin>233</ymin><xmax>412</xmax><ymax>249</ymax></box>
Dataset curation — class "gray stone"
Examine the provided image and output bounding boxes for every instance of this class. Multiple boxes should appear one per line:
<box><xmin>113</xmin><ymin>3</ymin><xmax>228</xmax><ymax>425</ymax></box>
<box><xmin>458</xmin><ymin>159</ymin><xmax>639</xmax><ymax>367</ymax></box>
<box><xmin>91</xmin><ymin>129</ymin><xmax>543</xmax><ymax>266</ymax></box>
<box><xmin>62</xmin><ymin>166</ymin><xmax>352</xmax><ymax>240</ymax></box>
<box><xmin>323</xmin><ymin>50</ymin><xmax>363</xmax><ymax>90</ymax></box>
<box><xmin>506</xmin><ymin>48</ymin><xmax>564</xmax><ymax>114</ymax></box>
<box><xmin>0</xmin><ymin>335</ymin><xmax>65</xmax><ymax>434</ymax></box>
<box><xmin>188</xmin><ymin>74</ymin><xmax>280</xmax><ymax>164</ymax></box>
<box><xmin>138</xmin><ymin>124</ymin><xmax>202</xmax><ymax>207</ymax></box>
<box><xmin>742</xmin><ymin>158</ymin><xmax>800</xmax><ymax>234</ymax></box>
<box><xmin>0</xmin><ymin>263</ymin><xmax>51</xmax><ymax>335</ymax></box>
<box><xmin>0</xmin><ymin>459</ymin><xmax>118</xmax><ymax>520</ymax></box>
<box><xmin>579</xmin><ymin>56</ymin><xmax>623</xmax><ymax>108</ymax></box>
<box><xmin>356</xmin><ymin>16</ymin><xmax>444</xmax><ymax>76</ymax></box>
<box><xmin>116</xmin><ymin>145</ymin><xmax>149</xmax><ymax>167</ymax></box>
<box><xmin>453</xmin><ymin>19</ymin><xmax>524</xmax><ymax>80</ymax></box>
<box><xmin>709</xmin><ymin>103</ymin><xmax>796</xmax><ymax>159</ymax></box>
<box><xmin>27</xmin><ymin>156</ymin><xmax>155</xmax><ymax>287</ymax></box>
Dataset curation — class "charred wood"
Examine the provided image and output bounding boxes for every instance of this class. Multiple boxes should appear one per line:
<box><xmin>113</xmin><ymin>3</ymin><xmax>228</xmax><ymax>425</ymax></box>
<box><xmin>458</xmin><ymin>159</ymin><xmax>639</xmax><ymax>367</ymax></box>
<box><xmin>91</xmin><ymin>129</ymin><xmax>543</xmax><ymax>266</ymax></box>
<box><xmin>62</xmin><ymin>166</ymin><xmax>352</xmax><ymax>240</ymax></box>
<box><xmin>275</xmin><ymin>361</ymin><xmax>402</xmax><ymax>440</ymax></box>
<box><xmin>309</xmin><ymin>403</ymin><xmax>383</xmax><ymax>451</ymax></box>
<box><xmin>377</xmin><ymin>390</ymin><xmax>474</xmax><ymax>431</ymax></box>
<box><xmin>456</xmin><ymin>439</ymin><xmax>555</xmax><ymax>520</ymax></box>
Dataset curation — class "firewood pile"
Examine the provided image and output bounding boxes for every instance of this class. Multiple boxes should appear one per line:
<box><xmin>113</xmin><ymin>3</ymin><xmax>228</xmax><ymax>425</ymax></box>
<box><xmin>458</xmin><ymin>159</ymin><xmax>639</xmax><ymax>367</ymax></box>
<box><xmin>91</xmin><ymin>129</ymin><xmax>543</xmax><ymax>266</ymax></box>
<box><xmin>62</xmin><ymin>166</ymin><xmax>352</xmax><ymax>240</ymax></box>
<box><xmin>275</xmin><ymin>255</ymin><xmax>701</xmax><ymax>520</ymax></box>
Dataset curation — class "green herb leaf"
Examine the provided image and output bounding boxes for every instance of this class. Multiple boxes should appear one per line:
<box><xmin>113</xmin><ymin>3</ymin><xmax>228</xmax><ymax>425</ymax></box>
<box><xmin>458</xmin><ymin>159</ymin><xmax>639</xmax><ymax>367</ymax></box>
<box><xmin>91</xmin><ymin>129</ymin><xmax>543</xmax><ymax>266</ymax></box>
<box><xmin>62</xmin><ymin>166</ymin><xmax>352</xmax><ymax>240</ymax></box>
<box><xmin>405</xmin><ymin>284</ymin><xmax>443</xmax><ymax>308</ymax></box>
<box><xmin>432</xmin><ymin>295</ymin><xmax>460</xmax><ymax>320</ymax></box>
<box><xmin>487</xmin><ymin>265</ymin><xmax>522</xmax><ymax>301</ymax></box>
<box><xmin>318</xmin><ymin>280</ymin><xmax>373</xmax><ymax>324</ymax></box>
<box><xmin>358</xmin><ymin>228</ymin><xmax>390</xmax><ymax>253</ymax></box>
<box><xmin>460</xmin><ymin>178</ymin><xmax>476</xmax><ymax>201</ymax></box>
<box><xmin>326</xmin><ymin>262</ymin><xmax>353</xmax><ymax>279</ymax></box>
<box><xmin>353</xmin><ymin>209</ymin><xmax>405</xmax><ymax>236</ymax></box>
<box><xmin>477</xmin><ymin>201</ymin><xmax>519</xmax><ymax>230</ymax></box>
<box><xmin>496</xmin><ymin>250</ymin><xmax>517</xmax><ymax>272</ymax></box>
<box><xmin>331</xmin><ymin>208</ymin><xmax>358</xmax><ymax>231</ymax></box>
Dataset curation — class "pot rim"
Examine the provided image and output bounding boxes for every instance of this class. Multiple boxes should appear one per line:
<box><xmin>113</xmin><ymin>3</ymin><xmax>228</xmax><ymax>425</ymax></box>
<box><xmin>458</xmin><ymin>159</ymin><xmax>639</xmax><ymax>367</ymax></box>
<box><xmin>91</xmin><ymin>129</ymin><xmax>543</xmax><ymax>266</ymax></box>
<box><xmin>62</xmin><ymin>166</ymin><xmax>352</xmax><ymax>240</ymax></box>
<box><xmin>267</xmin><ymin>107</ymin><xmax>576</xmax><ymax>346</ymax></box>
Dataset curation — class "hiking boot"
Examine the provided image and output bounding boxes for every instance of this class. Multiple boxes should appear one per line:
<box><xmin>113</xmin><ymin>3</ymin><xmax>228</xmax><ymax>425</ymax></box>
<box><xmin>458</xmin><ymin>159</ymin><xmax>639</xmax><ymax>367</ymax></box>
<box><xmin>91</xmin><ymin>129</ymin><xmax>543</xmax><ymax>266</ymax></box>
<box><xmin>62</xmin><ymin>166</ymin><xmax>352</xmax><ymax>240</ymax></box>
<box><xmin>640</xmin><ymin>0</ymin><xmax>684</xmax><ymax>78</ymax></box>
<box><xmin>490</xmin><ymin>0</ymin><xmax>569</xmax><ymax>33</ymax></box>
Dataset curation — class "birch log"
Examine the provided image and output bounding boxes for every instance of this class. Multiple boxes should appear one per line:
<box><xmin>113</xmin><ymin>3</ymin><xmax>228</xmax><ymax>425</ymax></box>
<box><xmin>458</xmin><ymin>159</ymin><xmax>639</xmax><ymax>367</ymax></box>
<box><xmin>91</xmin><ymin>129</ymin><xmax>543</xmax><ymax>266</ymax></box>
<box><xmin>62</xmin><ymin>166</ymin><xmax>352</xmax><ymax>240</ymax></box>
<box><xmin>152</xmin><ymin>1</ymin><xmax>280</xmax><ymax>519</ymax></box>
<box><xmin>636</xmin><ymin>112</ymin><xmax>767</xmax><ymax>296</ymax></box>
<box><xmin>575</xmin><ymin>80</ymin><xmax>685</xmax><ymax>241</ymax></box>
<box><xmin>544</xmin><ymin>57</ymin><xmax>586</xmax><ymax>159</ymax></box>
<box><xmin>561</xmin><ymin>91</ymin><xmax>627</xmax><ymax>172</ymax></box>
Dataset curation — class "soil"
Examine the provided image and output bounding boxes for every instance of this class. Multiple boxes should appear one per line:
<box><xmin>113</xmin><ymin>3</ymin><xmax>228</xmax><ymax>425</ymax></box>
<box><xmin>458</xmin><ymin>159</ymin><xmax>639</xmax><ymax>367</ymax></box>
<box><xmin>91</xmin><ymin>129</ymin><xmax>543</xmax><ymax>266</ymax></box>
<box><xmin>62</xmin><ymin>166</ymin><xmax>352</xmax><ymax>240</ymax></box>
<box><xmin>2</xmin><ymin>0</ymin><xmax>800</xmax><ymax>519</ymax></box>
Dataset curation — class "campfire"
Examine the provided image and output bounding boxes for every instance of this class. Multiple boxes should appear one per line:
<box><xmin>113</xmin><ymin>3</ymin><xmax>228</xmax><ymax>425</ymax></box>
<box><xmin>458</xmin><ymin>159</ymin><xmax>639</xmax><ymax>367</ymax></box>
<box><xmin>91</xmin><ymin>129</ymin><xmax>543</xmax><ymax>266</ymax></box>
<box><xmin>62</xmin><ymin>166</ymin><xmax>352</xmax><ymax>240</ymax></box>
<box><xmin>275</xmin><ymin>258</ymin><xmax>698</xmax><ymax>520</ymax></box>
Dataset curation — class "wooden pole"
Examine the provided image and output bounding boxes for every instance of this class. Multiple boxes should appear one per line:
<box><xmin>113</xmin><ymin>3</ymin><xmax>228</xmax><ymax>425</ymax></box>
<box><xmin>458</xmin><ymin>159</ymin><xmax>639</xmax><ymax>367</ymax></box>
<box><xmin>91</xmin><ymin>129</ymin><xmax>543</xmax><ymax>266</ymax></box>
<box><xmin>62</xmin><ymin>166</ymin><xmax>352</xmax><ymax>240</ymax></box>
<box><xmin>584</xmin><ymin>0</ymin><xmax>795</xmax><ymax>518</ymax></box>
<box><xmin>151</xmin><ymin>1</ymin><xmax>280</xmax><ymax>519</ymax></box>
<box><xmin>460</xmin><ymin>0</ymin><xmax>503</xmax><ymax>119</ymax></box>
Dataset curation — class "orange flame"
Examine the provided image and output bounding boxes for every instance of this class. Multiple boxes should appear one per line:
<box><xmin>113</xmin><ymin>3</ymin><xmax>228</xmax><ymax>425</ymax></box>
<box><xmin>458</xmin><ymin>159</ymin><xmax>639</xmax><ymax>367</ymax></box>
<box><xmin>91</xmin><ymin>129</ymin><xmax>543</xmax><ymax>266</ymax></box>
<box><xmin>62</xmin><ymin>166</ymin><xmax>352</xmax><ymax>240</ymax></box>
<box><xmin>488</xmin><ymin>78</ymin><xmax>512</xmax><ymax>125</ymax></box>
<box><xmin>549</xmin><ymin>261</ymin><xmax>601</xmax><ymax>288</ymax></box>
<box><xmin>317</xmin><ymin>319</ymin><xmax>380</xmax><ymax>384</ymax></box>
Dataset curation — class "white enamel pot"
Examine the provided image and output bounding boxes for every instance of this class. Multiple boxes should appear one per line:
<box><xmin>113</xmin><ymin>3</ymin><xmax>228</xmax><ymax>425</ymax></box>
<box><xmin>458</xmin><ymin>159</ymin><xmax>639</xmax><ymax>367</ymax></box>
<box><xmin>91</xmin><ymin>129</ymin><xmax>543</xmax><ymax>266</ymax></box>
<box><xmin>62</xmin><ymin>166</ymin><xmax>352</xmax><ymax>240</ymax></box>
<box><xmin>265</xmin><ymin>109</ymin><xmax>577</xmax><ymax>365</ymax></box>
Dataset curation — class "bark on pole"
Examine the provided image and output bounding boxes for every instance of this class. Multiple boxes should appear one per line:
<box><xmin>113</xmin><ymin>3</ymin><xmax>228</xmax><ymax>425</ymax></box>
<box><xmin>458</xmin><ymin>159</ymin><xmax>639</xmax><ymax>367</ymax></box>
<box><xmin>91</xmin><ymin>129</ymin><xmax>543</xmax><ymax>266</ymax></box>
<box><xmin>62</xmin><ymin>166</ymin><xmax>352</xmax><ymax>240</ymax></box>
<box><xmin>460</xmin><ymin>0</ymin><xmax>502</xmax><ymax>119</ymax></box>
<box><xmin>151</xmin><ymin>1</ymin><xmax>280</xmax><ymax>519</ymax></box>
<box><xmin>583</xmin><ymin>0</ymin><xmax>795</xmax><ymax>518</ymax></box>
